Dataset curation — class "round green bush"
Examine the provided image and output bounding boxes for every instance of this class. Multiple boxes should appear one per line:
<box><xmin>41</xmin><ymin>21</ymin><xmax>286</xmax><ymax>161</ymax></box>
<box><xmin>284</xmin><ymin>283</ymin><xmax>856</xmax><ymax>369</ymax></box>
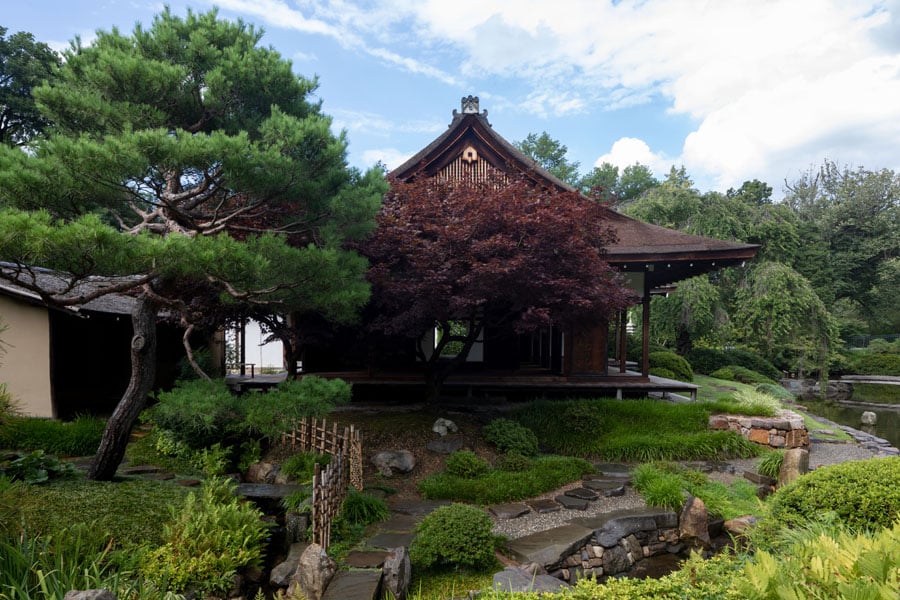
<box><xmin>685</xmin><ymin>348</ymin><xmax>730</xmax><ymax>375</ymax></box>
<box><xmin>649</xmin><ymin>351</ymin><xmax>694</xmax><ymax>382</ymax></box>
<box><xmin>687</xmin><ymin>348</ymin><xmax>780</xmax><ymax>380</ymax></box>
<box><xmin>650</xmin><ymin>367</ymin><xmax>677</xmax><ymax>380</ymax></box>
<box><xmin>410</xmin><ymin>503</ymin><xmax>496</xmax><ymax>571</ymax></box>
<box><xmin>498</xmin><ymin>451</ymin><xmax>533</xmax><ymax>472</ymax></box>
<box><xmin>445</xmin><ymin>450</ymin><xmax>490</xmax><ymax>478</ymax></box>
<box><xmin>482</xmin><ymin>418</ymin><xmax>539</xmax><ymax>457</ymax></box>
<box><xmin>711</xmin><ymin>365</ymin><xmax>774</xmax><ymax>385</ymax></box>
<box><xmin>852</xmin><ymin>353</ymin><xmax>900</xmax><ymax>376</ymax></box>
<box><xmin>724</xmin><ymin>349</ymin><xmax>781</xmax><ymax>381</ymax></box>
<box><xmin>561</xmin><ymin>401</ymin><xmax>604</xmax><ymax>434</ymax></box>
<box><xmin>768</xmin><ymin>457</ymin><xmax>900</xmax><ymax>530</ymax></box>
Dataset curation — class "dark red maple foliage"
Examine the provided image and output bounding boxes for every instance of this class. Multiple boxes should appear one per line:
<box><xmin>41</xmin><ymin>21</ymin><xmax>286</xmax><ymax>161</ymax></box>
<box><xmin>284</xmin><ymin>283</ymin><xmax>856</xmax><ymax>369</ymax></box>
<box><xmin>362</xmin><ymin>176</ymin><xmax>637</xmax><ymax>401</ymax></box>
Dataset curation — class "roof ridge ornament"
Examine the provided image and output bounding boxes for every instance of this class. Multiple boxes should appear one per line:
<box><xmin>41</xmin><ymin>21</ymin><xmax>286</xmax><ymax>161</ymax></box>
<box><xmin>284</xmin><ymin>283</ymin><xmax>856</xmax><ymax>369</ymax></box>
<box><xmin>452</xmin><ymin>95</ymin><xmax>488</xmax><ymax>124</ymax></box>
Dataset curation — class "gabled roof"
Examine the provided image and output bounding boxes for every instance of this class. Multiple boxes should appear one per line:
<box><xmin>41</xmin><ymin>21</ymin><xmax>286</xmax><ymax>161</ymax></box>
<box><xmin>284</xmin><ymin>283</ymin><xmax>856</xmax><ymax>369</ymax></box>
<box><xmin>390</xmin><ymin>96</ymin><xmax>759</xmax><ymax>290</ymax></box>
<box><xmin>0</xmin><ymin>263</ymin><xmax>137</xmax><ymax>315</ymax></box>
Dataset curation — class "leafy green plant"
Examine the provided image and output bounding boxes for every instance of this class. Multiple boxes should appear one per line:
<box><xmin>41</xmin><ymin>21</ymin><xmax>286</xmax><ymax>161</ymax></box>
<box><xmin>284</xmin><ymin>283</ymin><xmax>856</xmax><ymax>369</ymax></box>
<box><xmin>768</xmin><ymin>456</ymin><xmax>900</xmax><ymax>530</ymax></box>
<box><xmin>410</xmin><ymin>503</ymin><xmax>496</xmax><ymax>571</ymax></box>
<box><xmin>632</xmin><ymin>464</ymin><xmax>685</xmax><ymax>511</ymax></box>
<box><xmin>124</xmin><ymin>429</ymin><xmax>200</xmax><ymax>476</ymax></box>
<box><xmin>237</xmin><ymin>439</ymin><xmax>262</xmax><ymax>473</ymax></box>
<box><xmin>740</xmin><ymin>519</ymin><xmax>900</xmax><ymax>599</ymax></box>
<box><xmin>481</xmin><ymin>418</ymin><xmax>539</xmax><ymax>456</ymax></box>
<box><xmin>243</xmin><ymin>377</ymin><xmax>351</xmax><ymax>439</ymax></box>
<box><xmin>192</xmin><ymin>443</ymin><xmax>231</xmax><ymax>476</ymax></box>
<box><xmin>687</xmin><ymin>347</ymin><xmax>781</xmax><ymax>380</ymax></box>
<box><xmin>445</xmin><ymin>450</ymin><xmax>490</xmax><ymax>478</ymax></box>
<box><xmin>280</xmin><ymin>451</ymin><xmax>330</xmax><ymax>482</ymax></box>
<box><xmin>338</xmin><ymin>488</ymin><xmax>389</xmax><ymax>526</ymax></box>
<box><xmin>0</xmin><ymin>450</ymin><xmax>76</xmax><ymax>484</ymax></box>
<box><xmin>757</xmin><ymin>450</ymin><xmax>785</xmax><ymax>479</ymax></box>
<box><xmin>851</xmin><ymin>353</ymin><xmax>900</xmax><ymax>376</ymax></box>
<box><xmin>281</xmin><ymin>486</ymin><xmax>312</xmax><ymax>513</ymax></box>
<box><xmin>632</xmin><ymin>462</ymin><xmax>761</xmax><ymax>519</ymax></box>
<box><xmin>0</xmin><ymin>383</ymin><xmax>20</xmax><ymax>429</ymax></box>
<box><xmin>649</xmin><ymin>351</ymin><xmax>694</xmax><ymax>382</ymax></box>
<box><xmin>141</xmin><ymin>477</ymin><xmax>270</xmax><ymax>595</ymax></box>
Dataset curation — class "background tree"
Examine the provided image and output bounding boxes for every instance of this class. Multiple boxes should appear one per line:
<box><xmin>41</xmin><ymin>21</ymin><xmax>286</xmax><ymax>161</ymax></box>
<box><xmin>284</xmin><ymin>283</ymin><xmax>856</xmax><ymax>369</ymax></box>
<box><xmin>0</xmin><ymin>9</ymin><xmax>383</xmax><ymax>479</ymax></box>
<box><xmin>515</xmin><ymin>131</ymin><xmax>581</xmax><ymax>186</ymax></box>
<box><xmin>363</xmin><ymin>177</ymin><xmax>635</xmax><ymax>402</ymax></box>
<box><xmin>579</xmin><ymin>162</ymin><xmax>659</xmax><ymax>203</ymax></box>
<box><xmin>0</xmin><ymin>27</ymin><xmax>59</xmax><ymax>147</ymax></box>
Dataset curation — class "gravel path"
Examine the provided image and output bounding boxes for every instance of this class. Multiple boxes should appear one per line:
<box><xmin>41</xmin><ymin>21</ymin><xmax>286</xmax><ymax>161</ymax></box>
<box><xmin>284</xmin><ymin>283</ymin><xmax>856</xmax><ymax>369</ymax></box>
<box><xmin>491</xmin><ymin>439</ymin><xmax>884</xmax><ymax>540</ymax></box>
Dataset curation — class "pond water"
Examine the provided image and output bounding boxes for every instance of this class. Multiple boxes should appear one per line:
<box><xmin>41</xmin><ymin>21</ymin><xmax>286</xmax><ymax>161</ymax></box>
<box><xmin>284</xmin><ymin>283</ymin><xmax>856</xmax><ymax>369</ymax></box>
<box><xmin>801</xmin><ymin>388</ymin><xmax>900</xmax><ymax>449</ymax></box>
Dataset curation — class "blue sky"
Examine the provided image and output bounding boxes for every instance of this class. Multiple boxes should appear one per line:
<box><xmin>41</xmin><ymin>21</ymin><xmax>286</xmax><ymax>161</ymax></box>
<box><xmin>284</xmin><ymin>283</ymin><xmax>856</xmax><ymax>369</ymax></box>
<box><xmin>6</xmin><ymin>0</ymin><xmax>900</xmax><ymax>195</ymax></box>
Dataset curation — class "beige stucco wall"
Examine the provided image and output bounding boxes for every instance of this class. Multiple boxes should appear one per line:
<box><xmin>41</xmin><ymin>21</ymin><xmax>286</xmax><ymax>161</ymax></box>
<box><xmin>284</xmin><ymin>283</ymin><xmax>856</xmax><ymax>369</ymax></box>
<box><xmin>0</xmin><ymin>296</ymin><xmax>54</xmax><ymax>417</ymax></box>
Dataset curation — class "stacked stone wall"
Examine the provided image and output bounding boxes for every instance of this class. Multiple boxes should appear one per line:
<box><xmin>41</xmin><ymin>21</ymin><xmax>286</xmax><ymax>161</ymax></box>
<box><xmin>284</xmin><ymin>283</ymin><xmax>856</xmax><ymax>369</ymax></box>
<box><xmin>709</xmin><ymin>409</ymin><xmax>809</xmax><ymax>449</ymax></box>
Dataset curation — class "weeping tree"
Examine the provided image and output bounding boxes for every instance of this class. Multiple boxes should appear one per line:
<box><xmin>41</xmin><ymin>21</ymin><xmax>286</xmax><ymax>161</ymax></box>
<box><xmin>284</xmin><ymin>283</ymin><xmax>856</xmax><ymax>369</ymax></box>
<box><xmin>0</xmin><ymin>9</ymin><xmax>383</xmax><ymax>480</ymax></box>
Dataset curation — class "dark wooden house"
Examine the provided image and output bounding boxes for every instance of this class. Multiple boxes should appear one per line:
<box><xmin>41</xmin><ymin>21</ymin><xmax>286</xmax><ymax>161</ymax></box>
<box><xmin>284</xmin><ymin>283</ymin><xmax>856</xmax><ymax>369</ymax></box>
<box><xmin>303</xmin><ymin>96</ymin><xmax>758</xmax><ymax>400</ymax></box>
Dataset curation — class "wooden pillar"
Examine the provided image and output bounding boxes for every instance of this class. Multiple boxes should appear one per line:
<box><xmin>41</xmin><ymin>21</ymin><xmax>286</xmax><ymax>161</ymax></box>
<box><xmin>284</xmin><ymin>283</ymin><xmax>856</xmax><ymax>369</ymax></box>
<box><xmin>618</xmin><ymin>310</ymin><xmax>628</xmax><ymax>374</ymax></box>
<box><xmin>642</xmin><ymin>292</ymin><xmax>651</xmax><ymax>378</ymax></box>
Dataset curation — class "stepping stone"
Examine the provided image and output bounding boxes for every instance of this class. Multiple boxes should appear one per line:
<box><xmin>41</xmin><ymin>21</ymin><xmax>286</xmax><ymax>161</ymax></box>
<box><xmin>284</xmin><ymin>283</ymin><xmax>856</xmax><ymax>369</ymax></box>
<box><xmin>564</xmin><ymin>487</ymin><xmax>598</xmax><ymax>501</ymax></box>
<box><xmin>555</xmin><ymin>495</ymin><xmax>588</xmax><ymax>510</ymax></box>
<box><xmin>490</xmin><ymin>503</ymin><xmax>531</xmax><ymax>519</ymax></box>
<box><xmin>388</xmin><ymin>499</ymin><xmax>450</xmax><ymax>516</ymax></box>
<box><xmin>344</xmin><ymin>550</ymin><xmax>389</xmax><ymax>568</ymax></box>
<box><xmin>505</xmin><ymin>523</ymin><xmax>594</xmax><ymax>566</ymax></box>
<box><xmin>377</xmin><ymin>513</ymin><xmax>420</xmax><ymax>533</ymax></box>
<box><xmin>593</xmin><ymin>463</ymin><xmax>632</xmax><ymax>479</ymax></box>
<box><xmin>236</xmin><ymin>483</ymin><xmax>304</xmax><ymax>500</ymax></box>
<box><xmin>139</xmin><ymin>472</ymin><xmax>175</xmax><ymax>481</ymax></box>
<box><xmin>582</xmin><ymin>480</ymin><xmax>626</xmax><ymax>496</ymax></box>
<box><xmin>527</xmin><ymin>498</ymin><xmax>561</xmax><ymax>514</ymax></box>
<box><xmin>322</xmin><ymin>569</ymin><xmax>382</xmax><ymax>600</ymax></box>
<box><xmin>119</xmin><ymin>465</ymin><xmax>162</xmax><ymax>475</ymax></box>
<box><xmin>176</xmin><ymin>479</ymin><xmax>202</xmax><ymax>487</ymax></box>
<box><xmin>367</xmin><ymin>531</ymin><xmax>415</xmax><ymax>549</ymax></box>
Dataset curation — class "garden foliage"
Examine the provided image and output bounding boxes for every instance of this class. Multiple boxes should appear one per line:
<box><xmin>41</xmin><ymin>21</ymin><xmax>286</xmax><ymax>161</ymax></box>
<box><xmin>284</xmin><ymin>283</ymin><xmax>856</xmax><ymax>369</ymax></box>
<box><xmin>0</xmin><ymin>415</ymin><xmax>105</xmax><ymax>456</ymax></box>
<box><xmin>482</xmin><ymin>418</ymin><xmax>539</xmax><ymax>457</ymax></box>
<box><xmin>768</xmin><ymin>457</ymin><xmax>900</xmax><ymax>530</ymax></box>
<box><xmin>410</xmin><ymin>503</ymin><xmax>496</xmax><ymax>571</ymax></box>
<box><xmin>445</xmin><ymin>450</ymin><xmax>490</xmax><ymax>478</ymax></box>
<box><xmin>711</xmin><ymin>365</ymin><xmax>776</xmax><ymax>385</ymax></box>
<box><xmin>648</xmin><ymin>351</ymin><xmax>694</xmax><ymax>381</ymax></box>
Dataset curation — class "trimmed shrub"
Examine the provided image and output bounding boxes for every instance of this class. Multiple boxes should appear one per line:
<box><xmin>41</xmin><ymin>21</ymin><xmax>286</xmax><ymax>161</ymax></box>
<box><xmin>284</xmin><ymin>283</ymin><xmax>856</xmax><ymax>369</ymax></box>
<box><xmin>650</xmin><ymin>367</ymin><xmax>677</xmax><ymax>380</ymax></box>
<box><xmin>851</xmin><ymin>353</ymin><xmax>900</xmax><ymax>376</ymax></box>
<box><xmin>685</xmin><ymin>348</ymin><xmax>730</xmax><ymax>375</ymax></box>
<box><xmin>497</xmin><ymin>451</ymin><xmax>533</xmax><ymax>472</ymax></box>
<box><xmin>725</xmin><ymin>348</ymin><xmax>781</xmax><ymax>380</ymax></box>
<box><xmin>648</xmin><ymin>351</ymin><xmax>693</xmax><ymax>382</ymax></box>
<box><xmin>687</xmin><ymin>347</ymin><xmax>780</xmax><ymax>380</ymax></box>
<box><xmin>768</xmin><ymin>457</ymin><xmax>900</xmax><ymax>530</ymax></box>
<box><xmin>410</xmin><ymin>503</ymin><xmax>496</xmax><ymax>571</ymax></box>
<box><xmin>445</xmin><ymin>451</ymin><xmax>490</xmax><ymax>478</ymax></box>
<box><xmin>481</xmin><ymin>418</ymin><xmax>539</xmax><ymax>457</ymax></box>
<box><xmin>711</xmin><ymin>365</ymin><xmax>775</xmax><ymax>385</ymax></box>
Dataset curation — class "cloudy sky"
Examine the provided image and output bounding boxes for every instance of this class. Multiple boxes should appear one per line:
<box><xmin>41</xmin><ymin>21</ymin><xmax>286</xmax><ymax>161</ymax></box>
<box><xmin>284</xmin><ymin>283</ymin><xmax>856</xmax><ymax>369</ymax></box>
<box><xmin>6</xmin><ymin>0</ymin><xmax>900</xmax><ymax>195</ymax></box>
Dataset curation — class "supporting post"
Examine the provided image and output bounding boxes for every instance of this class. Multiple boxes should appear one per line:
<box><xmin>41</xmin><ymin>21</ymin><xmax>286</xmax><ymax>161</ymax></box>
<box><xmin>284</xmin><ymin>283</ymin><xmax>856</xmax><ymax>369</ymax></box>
<box><xmin>619</xmin><ymin>310</ymin><xmax>628</xmax><ymax>374</ymax></box>
<box><xmin>642</xmin><ymin>291</ymin><xmax>651</xmax><ymax>378</ymax></box>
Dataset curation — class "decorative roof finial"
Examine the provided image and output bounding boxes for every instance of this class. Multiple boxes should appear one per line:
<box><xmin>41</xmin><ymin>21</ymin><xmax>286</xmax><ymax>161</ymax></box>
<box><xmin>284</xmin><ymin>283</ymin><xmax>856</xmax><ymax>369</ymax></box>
<box><xmin>461</xmin><ymin>95</ymin><xmax>479</xmax><ymax>114</ymax></box>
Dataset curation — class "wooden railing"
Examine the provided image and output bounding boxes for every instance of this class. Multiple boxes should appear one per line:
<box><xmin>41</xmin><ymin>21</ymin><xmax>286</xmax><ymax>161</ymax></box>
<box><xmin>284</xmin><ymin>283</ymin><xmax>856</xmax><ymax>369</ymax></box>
<box><xmin>281</xmin><ymin>418</ymin><xmax>363</xmax><ymax>549</ymax></box>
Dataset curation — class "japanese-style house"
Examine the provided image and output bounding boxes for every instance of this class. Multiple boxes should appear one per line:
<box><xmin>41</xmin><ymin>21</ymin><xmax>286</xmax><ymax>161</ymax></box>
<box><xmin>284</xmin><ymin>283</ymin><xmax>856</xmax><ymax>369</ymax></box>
<box><xmin>301</xmin><ymin>96</ymin><xmax>758</xmax><ymax>400</ymax></box>
<box><xmin>0</xmin><ymin>265</ymin><xmax>188</xmax><ymax>418</ymax></box>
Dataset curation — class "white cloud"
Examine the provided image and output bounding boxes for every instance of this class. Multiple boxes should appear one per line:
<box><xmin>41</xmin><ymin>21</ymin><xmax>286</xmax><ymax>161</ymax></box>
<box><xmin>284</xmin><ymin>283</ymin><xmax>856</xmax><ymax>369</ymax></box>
<box><xmin>330</xmin><ymin>109</ymin><xmax>445</xmax><ymax>138</ymax></box>
<box><xmin>362</xmin><ymin>148</ymin><xmax>412</xmax><ymax>170</ymax></box>
<box><xmin>594</xmin><ymin>137</ymin><xmax>669</xmax><ymax>176</ymax></box>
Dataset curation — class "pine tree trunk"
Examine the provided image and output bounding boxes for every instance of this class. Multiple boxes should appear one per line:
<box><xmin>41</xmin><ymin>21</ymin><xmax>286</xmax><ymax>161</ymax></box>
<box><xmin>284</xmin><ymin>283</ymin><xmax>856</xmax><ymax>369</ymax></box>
<box><xmin>88</xmin><ymin>296</ymin><xmax>158</xmax><ymax>481</ymax></box>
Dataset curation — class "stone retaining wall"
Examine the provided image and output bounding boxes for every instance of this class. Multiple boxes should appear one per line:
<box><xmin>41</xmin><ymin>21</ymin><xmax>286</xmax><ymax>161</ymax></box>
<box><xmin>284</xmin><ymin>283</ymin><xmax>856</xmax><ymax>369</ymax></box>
<box><xmin>709</xmin><ymin>409</ymin><xmax>809</xmax><ymax>449</ymax></box>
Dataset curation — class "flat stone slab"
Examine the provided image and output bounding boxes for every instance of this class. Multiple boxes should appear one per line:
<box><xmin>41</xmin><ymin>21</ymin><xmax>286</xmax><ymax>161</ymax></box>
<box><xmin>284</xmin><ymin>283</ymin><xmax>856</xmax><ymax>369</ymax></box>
<box><xmin>344</xmin><ymin>550</ymin><xmax>389</xmax><ymax>568</ymax></box>
<box><xmin>490</xmin><ymin>503</ymin><xmax>531</xmax><ymax>519</ymax></box>
<box><xmin>571</xmin><ymin>507</ymin><xmax>678</xmax><ymax>548</ymax></box>
<box><xmin>388</xmin><ymin>499</ymin><xmax>450</xmax><ymax>516</ymax></box>
<box><xmin>555</xmin><ymin>495</ymin><xmax>588</xmax><ymax>510</ymax></box>
<box><xmin>493</xmin><ymin>566</ymin><xmax>571</xmax><ymax>593</ymax></box>
<box><xmin>322</xmin><ymin>569</ymin><xmax>382</xmax><ymax>600</ymax></box>
<box><xmin>376</xmin><ymin>513</ymin><xmax>420</xmax><ymax>533</ymax></box>
<box><xmin>506</xmin><ymin>523</ymin><xmax>594</xmax><ymax>567</ymax></box>
<box><xmin>564</xmin><ymin>487</ymin><xmax>599</xmax><ymax>501</ymax></box>
<box><xmin>527</xmin><ymin>498</ymin><xmax>561</xmax><ymax>514</ymax></box>
<box><xmin>593</xmin><ymin>463</ymin><xmax>633</xmax><ymax>478</ymax></box>
<box><xmin>367</xmin><ymin>531</ymin><xmax>415</xmax><ymax>549</ymax></box>
<box><xmin>582</xmin><ymin>480</ymin><xmax>626</xmax><ymax>496</ymax></box>
<box><xmin>119</xmin><ymin>465</ymin><xmax>163</xmax><ymax>475</ymax></box>
<box><xmin>235</xmin><ymin>483</ymin><xmax>303</xmax><ymax>500</ymax></box>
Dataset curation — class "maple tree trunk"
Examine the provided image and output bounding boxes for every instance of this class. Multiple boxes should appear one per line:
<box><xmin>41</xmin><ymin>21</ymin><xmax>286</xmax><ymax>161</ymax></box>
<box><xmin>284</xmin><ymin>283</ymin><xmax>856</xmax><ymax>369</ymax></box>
<box><xmin>88</xmin><ymin>296</ymin><xmax>158</xmax><ymax>481</ymax></box>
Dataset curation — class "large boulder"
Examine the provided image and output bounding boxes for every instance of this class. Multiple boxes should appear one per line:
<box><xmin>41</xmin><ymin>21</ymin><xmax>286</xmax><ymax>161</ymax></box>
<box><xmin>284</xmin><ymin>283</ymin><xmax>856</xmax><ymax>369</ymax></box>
<box><xmin>492</xmin><ymin>566</ymin><xmax>570</xmax><ymax>593</ymax></box>
<box><xmin>432</xmin><ymin>418</ymin><xmax>458</xmax><ymax>436</ymax></box>
<box><xmin>861</xmin><ymin>411</ymin><xmax>878</xmax><ymax>426</ymax></box>
<box><xmin>245</xmin><ymin>461</ymin><xmax>277</xmax><ymax>484</ymax></box>
<box><xmin>679</xmin><ymin>496</ymin><xmax>711</xmax><ymax>549</ymax></box>
<box><xmin>270</xmin><ymin>542</ymin><xmax>309</xmax><ymax>588</ymax></box>
<box><xmin>372</xmin><ymin>450</ymin><xmax>416</xmax><ymax>477</ymax></box>
<box><xmin>288</xmin><ymin>543</ymin><xmax>336</xmax><ymax>600</ymax></box>
<box><xmin>777</xmin><ymin>448</ymin><xmax>809</xmax><ymax>488</ymax></box>
<box><xmin>382</xmin><ymin>546</ymin><xmax>412</xmax><ymax>600</ymax></box>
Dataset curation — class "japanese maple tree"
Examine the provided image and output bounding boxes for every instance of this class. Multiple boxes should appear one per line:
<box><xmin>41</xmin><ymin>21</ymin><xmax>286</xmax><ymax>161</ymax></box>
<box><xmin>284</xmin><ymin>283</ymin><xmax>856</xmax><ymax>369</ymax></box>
<box><xmin>363</xmin><ymin>176</ymin><xmax>636</xmax><ymax>402</ymax></box>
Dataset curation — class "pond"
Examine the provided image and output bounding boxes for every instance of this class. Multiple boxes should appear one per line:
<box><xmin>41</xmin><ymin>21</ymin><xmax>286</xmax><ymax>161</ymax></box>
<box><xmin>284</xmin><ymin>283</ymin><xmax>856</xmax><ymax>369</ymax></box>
<box><xmin>801</xmin><ymin>384</ymin><xmax>900</xmax><ymax>449</ymax></box>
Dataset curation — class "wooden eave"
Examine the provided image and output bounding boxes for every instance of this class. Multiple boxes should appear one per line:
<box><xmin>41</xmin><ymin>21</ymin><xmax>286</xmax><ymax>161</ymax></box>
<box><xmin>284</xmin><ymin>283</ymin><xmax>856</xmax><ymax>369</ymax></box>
<box><xmin>390</xmin><ymin>106</ymin><xmax>760</xmax><ymax>290</ymax></box>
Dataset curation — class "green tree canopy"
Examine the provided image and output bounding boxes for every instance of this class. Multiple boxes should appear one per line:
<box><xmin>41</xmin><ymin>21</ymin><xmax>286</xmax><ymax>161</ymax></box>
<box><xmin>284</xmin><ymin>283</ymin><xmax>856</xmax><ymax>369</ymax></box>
<box><xmin>0</xmin><ymin>27</ymin><xmax>60</xmax><ymax>146</ymax></box>
<box><xmin>0</xmin><ymin>8</ymin><xmax>384</xmax><ymax>479</ymax></box>
<box><xmin>515</xmin><ymin>131</ymin><xmax>581</xmax><ymax>186</ymax></box>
